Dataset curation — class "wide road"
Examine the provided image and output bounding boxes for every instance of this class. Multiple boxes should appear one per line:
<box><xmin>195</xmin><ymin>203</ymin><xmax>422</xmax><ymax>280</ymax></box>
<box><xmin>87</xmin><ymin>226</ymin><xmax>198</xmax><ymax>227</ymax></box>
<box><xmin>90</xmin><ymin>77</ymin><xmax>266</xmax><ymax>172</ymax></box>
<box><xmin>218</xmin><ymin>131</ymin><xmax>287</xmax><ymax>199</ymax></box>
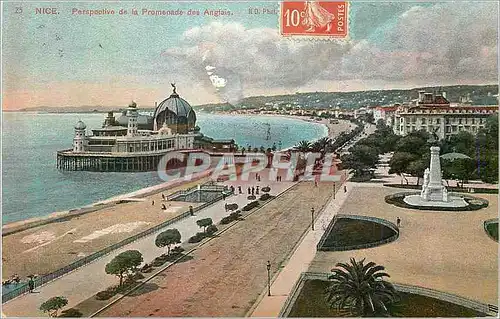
<box><xmin>99</xmin><ymin>181</ymin><xmax>336</xmax><ymax>317</ymax></box>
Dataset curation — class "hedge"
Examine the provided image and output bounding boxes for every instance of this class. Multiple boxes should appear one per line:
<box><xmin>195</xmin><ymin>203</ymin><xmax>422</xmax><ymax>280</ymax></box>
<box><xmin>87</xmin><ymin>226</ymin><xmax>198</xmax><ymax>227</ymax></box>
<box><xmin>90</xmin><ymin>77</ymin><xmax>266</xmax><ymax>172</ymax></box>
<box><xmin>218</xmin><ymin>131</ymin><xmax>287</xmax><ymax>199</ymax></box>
<box><xmin>242</xmin><ymin>200</ymin><xmax>260</xmax><ymax>211</ymax></box>
<box><xmin>259</xmin><ymin>193</ymin><xmax>272</xmax><ymax>201</ymax></box>
<box><xmin>188</xmin><ymin>232</ymin><xmax>207</xmax><ymax>243</ymax></box>
<box><xmin>384</xmin><ymin>184</ymin><xmax>498</xmax><ymax>194</ymax></box>
<box><xmin>385</xmin><ymin>192</ymin><xmax>489</xmax><ymax>211</ymax></box>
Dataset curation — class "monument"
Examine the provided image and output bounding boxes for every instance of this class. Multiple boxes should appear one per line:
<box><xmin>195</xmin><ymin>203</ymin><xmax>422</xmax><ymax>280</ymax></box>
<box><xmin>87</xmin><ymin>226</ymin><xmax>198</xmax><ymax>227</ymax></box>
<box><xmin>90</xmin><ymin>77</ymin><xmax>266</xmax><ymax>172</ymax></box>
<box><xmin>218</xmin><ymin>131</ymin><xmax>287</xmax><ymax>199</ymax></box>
<box><xmin>404</xmin><ymin>146</ymin><xmax>467</xmax><ymax>208</ymax></box>
<box><xmin>420</xmin><ymin>147</ymin><xmax>448</xmax><ymax>202</ymax></box>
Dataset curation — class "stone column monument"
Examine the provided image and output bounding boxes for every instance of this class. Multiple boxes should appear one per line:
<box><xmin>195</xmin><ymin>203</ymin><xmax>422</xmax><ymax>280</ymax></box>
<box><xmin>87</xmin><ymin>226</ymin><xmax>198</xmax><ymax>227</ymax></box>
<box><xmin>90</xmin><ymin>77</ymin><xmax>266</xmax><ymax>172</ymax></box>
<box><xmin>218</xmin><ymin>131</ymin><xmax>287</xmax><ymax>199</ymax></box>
<box><xmin>421</xmin><ymin>146</ymin><xmax>448</xmax><ymax>202</ymax></box>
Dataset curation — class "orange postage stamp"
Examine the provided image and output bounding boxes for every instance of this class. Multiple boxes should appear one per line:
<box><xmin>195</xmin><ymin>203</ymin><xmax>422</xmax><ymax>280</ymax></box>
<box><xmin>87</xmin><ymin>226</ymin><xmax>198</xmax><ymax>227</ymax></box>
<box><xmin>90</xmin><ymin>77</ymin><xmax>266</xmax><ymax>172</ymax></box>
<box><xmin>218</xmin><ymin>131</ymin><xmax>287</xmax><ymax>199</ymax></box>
<box><xmin>280</xmin><ymin>1</ymin><xmax>348</xmax><ymax>38</ymax></box>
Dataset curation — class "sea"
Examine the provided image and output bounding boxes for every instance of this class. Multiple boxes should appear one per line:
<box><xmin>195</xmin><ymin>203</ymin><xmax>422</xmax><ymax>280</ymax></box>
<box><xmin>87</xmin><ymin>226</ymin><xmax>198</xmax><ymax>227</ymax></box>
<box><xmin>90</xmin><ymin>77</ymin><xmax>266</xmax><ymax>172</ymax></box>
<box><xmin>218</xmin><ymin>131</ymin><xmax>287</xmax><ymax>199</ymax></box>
<box><xmin>2</xmin><ymin>112</ymin><xmax>327</xmax><ymax>224</ymax></box>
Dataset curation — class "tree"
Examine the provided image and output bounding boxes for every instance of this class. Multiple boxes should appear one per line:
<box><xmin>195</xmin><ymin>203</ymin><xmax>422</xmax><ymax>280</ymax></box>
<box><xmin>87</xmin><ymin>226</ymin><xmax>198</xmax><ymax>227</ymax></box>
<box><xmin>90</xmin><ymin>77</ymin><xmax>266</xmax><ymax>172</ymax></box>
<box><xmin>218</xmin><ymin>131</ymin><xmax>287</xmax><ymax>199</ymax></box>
<box><xmin>326</xmin><ymin>258</ymin><xmax>398</xmax><ymax>317</ymax></box>
<box><xmin>394</xmin><ymin>132</ymin><xmax>429</xmax><ymax>155</ymax></box>
<box><xmin>340</xmin><ymin>145</ymin><xmax>378</xmax><ymax>177</ymax></box>
<box><xmin>105</xmin><ymin>250</ymin><xmax>143</xmax><ymax>286</ymax></box>
<box><xmin>482</xmin><ymin>114</ymin><xmax>499</xmax><ymax>150</ymax></box>
<box><xmin>155</xmin><ymin>229</ymin><xmax>181</xmax><ymax>256</ymax></box>
<box><xmin>476</xmin><ymin>114</ymin><xmax>498</xmax><ymax>183</ymax></box>
<box><xmin>39</xmin><ymin>296</ymin><xmax>68</xmax><ymax>317</ymax></box>
<box><xmin>312</xmin><ymin>137</ymin><xmax>331</xmax><ymax>153</ymax></box>
<box><xmin>442</xmin><ymin>158</ymin><xmax>476</xmax><ymax>187</ymax></box>
<box><xmin>389</xmin><ymin>152</ymin><xmax>417</xmax><ymax>184</ymax></box>
<box><xmin>364</xmin><ymin>112</ymin><xmax>375</xmax><ymax>124</ymax></box>
<box><xmin>196</xmin><ymin>218</ymin><xmax>213</xmax><ymax>233</ymax></box>
<box><xmin>206</xmin><ymin>224</ymin><xmax>218</xmax><ymax>236</ymax></box>
<box><xmin>442</xmin><ymin>131</ymin><xmax>475</xmax><ymax>157</ymax></box>
<box><xmin>407</xmin><ymin>154</ymin><xmax>429</xmax><ymax>185</ymax></box>
<box><xmin>294</xmin><ymin>140</ymin><xmax>312</xmax><ymax>153</ymax></box>
<box><xmin>478</xmin><ymin>154</ymin><xmax>498</xmax><ymax>184</ymax></box>
<box><xmin>350</xmin><ymin>145</ymin><xmax>379</xmax><ymax>168</ymax></box>
<box><xmin>375</xmin><ymin>119</ymin><xmax>387</xmax><ymax>131</ymax></box>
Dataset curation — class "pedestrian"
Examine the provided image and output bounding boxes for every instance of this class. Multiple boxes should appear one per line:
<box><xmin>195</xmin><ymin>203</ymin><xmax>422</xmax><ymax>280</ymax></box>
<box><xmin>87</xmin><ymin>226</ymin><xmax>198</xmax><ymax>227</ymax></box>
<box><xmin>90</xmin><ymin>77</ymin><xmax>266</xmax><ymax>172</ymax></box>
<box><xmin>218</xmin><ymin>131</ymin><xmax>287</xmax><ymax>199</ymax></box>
<box><xmin>152</xmin><ymin>200</ymin><xmax>155</xmax><ymax>206</ymax></box>
<box><xmin>223</xmin><ymin>193</ymin><xmax>226</xmax><ymax>201</ymax></box>
<box><xmin>252</xmin><ymin>187</ymin><xmax>255</xmax><ymax>195</ymax></box>
<box><xmin>189</xmin><ymin>205</ymin><xmax>194</xmax><ymax>216</ymax></box>
<box><xmin>225</xmin><ymin>203</ymin><xmax>228</xmax><ymax>212</ymax></box>
<box><xmin>161</xmin><ymin>204</ymin><xmax>166</xmax><ymax>210</ymax></box>
<box><xmin>238</xmin><ymin>186</ymin><xmax>242</xmax><ymax>194</ymax></box>
<box><xmin>256</xmin><ymin>186</ymin><xmax>260</xmax><ymax>194</ymax></box>
<box><xmin>344</xmin><ymin>185</ymin><xmax>347</xmax><ymax>193</ymax></box>
<box><xmin>28</xmin><ymin>277</ymin><xmax>34</xmax><ymax>293</ymax></box>
<box><xmin>314</xmin><ymin>180</ymin><xmax>318</xmax><ymax>187</ymax></box>
<box><xmin>161</xmin><ymin>193</ymin><xmax>165</xmax><ymax>201</ymax></box>
<box><xmin>248</xmin><ymin>187</ymin><xmax>251</xmax><ymax>194</ymax></box>
<box><xmin>396</xmin><ymin>217</ymin><xmax>401</xmax><ymax>227</ymax></box>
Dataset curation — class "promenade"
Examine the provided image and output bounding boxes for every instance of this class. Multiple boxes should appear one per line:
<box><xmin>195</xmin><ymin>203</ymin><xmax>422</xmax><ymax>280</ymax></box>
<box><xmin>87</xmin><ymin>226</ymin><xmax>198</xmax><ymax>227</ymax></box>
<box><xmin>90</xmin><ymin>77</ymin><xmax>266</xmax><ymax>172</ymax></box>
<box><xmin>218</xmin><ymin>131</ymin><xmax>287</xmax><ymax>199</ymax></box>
<box><xmin>98</xmin><ymin>180</ymin><xmax>337</xmax><ymax>317</ymax></box>
<box><xmin>250</xmin><ymin>179</ymin><xmax>350</xmax><ymax>317</ymax></box>
<box><xmin>2</xmin><ymin>173</ymin><xmax>294</xmax><ymax>317</ymax></box>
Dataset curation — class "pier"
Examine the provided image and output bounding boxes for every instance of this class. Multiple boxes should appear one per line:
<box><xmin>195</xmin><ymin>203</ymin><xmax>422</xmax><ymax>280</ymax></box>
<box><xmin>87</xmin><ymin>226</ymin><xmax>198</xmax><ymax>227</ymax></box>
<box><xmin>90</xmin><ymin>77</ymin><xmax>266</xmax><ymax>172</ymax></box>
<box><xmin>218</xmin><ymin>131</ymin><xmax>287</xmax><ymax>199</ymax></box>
<box><xmin>56</xmin><ymin>149</ymin><xmax>168</xmax><ymax>172</ymax></box>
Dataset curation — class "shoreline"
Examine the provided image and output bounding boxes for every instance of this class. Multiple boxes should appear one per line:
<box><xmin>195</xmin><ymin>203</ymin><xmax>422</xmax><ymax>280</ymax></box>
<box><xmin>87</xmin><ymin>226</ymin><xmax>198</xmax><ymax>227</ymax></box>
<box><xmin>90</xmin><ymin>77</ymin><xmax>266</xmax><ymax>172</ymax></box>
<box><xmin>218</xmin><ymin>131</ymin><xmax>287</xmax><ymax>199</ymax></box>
<box><xmin>2</xmin><ymin>170</ymin><xmax>213</xmax><ymax>236</ymax></box>
<box><xmin>206</xmin><ymin>111</ymin><xmax>347</xmax><ymax>142</ymax></box>
<box><xmin>2</xmin><ymin>114</ymin><xmax>343</xmax><ymax>231</ymax></box>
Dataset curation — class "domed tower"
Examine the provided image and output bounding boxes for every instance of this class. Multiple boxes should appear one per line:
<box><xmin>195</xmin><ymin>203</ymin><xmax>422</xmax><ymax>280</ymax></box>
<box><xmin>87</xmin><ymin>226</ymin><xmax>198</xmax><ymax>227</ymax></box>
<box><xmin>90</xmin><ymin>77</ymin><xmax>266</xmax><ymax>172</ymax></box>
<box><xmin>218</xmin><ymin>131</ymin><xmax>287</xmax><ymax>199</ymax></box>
<box><xmin>73</xmin><ymin>120</ymin><xmax>87</xmax><ymax>152</ymax></box>
<box><xmin>153</xmin><ymin>84</ymin><xmax>196</xmax><ymax>134</ymax></box>
<box><xmin>127</xmin><ymin>101</ymin><xmax>139</xmax><ymax>136</ymax></box>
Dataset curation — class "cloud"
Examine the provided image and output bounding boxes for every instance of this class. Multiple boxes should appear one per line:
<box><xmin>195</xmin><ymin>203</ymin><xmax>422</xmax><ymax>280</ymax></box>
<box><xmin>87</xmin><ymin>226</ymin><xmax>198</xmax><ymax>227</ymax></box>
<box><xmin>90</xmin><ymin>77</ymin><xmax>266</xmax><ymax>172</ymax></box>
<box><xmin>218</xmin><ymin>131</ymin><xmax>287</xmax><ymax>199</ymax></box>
<box><xmin>162</xmin><ymin>22</ymin><xmax>352</xmax><ymax>102</ymax></box>
<box><xmin>160</xmin><ymin>2</ymin><xmax>497</xmax><ymax>103</ymax></box>
<box><xmin>338</xmin><ymin>2</ymin><xmax>498</xmax><ymax>82</ymax></box>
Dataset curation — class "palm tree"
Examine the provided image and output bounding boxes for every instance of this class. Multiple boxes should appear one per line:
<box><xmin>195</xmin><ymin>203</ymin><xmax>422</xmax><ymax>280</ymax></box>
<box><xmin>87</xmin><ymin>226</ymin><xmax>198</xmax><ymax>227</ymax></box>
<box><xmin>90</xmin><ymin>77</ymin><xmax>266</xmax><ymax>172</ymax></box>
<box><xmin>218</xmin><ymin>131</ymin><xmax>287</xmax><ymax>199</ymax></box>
<box><xmin>294</xmin><ymin>140</ymin><xmax>312</xmax><ymax>153</ymax></box>
<box><xmin>312</xmin><ymin>137</ymin><xmax>332</xmax><ymax>155</ymax></box>
<box><xmin>326</xmin><ymin>258</ymin><xmax>399</xmax><ymax>317</ymax></box>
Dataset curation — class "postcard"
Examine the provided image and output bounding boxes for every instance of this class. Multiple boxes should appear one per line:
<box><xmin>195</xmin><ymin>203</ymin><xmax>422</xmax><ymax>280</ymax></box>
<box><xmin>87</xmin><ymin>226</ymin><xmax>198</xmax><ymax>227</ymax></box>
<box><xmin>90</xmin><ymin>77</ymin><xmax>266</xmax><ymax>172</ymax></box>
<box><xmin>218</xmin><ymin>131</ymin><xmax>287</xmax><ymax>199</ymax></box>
<box><xmin>1</xmin><ymin>1</ymin><xmax>498</xmax><ymax>318</ymax></box>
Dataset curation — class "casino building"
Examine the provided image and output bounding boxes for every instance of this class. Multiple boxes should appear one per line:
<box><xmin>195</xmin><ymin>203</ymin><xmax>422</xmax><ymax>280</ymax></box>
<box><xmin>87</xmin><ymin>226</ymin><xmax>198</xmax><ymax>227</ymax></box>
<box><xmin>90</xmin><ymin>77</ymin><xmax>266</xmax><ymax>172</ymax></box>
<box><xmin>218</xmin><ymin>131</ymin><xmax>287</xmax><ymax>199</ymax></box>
<box><xmin>57</xmin><ymin>85</ymin><xmax>235</xmax><ymax>171</ymax></box>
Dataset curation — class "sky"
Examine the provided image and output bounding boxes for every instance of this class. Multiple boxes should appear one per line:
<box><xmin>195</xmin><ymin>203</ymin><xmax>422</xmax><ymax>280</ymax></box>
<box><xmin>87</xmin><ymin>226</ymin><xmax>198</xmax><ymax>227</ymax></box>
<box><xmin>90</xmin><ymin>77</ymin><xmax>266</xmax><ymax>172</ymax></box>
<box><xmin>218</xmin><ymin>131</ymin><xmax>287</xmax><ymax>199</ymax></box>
<box><xmin>2</xmin><ymin>1</ymin><xmax>498</xmax><ymax>110</ymax></box>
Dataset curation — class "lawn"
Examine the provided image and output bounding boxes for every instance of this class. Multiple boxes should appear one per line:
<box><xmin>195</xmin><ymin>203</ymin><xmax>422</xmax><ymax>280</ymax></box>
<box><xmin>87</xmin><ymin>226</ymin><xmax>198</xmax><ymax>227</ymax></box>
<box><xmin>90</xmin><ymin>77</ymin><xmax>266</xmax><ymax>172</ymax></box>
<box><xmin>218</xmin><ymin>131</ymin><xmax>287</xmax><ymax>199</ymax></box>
<box><xmin>288</xmin><ymin>279</ymin><xmax>486</xmax><ymax>317</ymax></box>
<box><xmin>319</xmin><ymin>217</ymin><xmax>396</xmax><ymax>250</ymax></box>
<box><xmin>485</xmin><ymin>221</ymin><xmax>498</xmax><ymax>241</ymax></box>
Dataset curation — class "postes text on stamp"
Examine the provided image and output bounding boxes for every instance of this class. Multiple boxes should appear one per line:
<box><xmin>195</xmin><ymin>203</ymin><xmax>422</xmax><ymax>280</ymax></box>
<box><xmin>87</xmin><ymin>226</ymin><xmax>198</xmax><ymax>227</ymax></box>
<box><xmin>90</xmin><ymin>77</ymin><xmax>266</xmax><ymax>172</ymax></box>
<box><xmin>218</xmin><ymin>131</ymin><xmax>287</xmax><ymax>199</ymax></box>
<box><xmin>280</xmin><ymin>1</ymin><xmax>348</xmax><ymax>38</ymax></box>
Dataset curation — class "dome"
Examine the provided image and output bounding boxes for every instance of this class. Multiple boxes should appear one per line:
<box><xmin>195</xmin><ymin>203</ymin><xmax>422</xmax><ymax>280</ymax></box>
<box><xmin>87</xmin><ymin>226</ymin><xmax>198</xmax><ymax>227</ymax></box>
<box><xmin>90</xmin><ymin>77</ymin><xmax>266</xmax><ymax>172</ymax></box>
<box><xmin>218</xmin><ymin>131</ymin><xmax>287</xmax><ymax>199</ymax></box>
<box><xmin>153</xmin><ymin>84</ymin><xmax>197</xmax><ymax>134</ymax></box>
<box><xmin>75</xmin><ymin>120</ymin><xmax>86</xmax><ymax>130</ymax></box>
<box><xmin>154</xmin><ymin>93</ymin><xmax>193</xmax><ymax>118</ymax></box>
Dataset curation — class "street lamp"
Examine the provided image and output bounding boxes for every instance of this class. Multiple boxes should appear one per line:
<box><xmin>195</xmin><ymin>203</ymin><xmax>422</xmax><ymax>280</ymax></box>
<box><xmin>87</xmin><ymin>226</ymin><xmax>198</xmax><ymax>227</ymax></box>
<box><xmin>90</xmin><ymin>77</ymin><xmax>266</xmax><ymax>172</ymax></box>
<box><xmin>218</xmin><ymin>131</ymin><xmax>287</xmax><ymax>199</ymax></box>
<box><xmin>311</xmin><ymin>207</ymin><xmax>315</xmax><ymax>231</ymax></box>
<box><xmin>266</xmin><ymin>260</ymin><xmax>271</xmax><ymax>296</ymax></box>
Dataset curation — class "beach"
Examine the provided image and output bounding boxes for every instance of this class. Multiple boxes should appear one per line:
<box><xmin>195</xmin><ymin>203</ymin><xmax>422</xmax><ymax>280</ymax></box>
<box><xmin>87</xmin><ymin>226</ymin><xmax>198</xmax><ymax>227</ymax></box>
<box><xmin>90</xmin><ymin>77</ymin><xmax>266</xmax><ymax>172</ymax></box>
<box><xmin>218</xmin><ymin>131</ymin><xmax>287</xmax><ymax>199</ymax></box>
<box><xmin>1</xmin><ymin>176</ymin><xmax>209</xmax><ymax>280</ymax></box>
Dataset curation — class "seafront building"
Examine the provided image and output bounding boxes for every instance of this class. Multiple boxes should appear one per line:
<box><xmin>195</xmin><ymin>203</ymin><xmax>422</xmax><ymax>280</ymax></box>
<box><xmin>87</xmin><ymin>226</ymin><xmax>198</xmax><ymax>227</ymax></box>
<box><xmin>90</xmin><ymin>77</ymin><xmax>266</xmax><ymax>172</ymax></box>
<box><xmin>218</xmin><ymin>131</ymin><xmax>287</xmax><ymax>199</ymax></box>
<box><xmin>377</xmin><ymin>91</ymin><xmax>497</xmax><ymax>140</ymax></box>
<box><xmin>57</xmin><ymin>86</ymin><xmax>235</xmax><ymax>171</ymax></box>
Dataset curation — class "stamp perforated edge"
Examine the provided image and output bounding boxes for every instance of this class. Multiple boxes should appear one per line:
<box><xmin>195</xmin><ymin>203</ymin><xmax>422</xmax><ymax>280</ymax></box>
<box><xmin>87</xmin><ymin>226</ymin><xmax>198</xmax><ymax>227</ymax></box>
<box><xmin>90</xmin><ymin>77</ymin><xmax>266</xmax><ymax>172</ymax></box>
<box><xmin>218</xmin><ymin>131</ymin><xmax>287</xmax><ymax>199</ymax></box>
<box><xmin>278</xmin><ymin>1</ymin><xmax>351</xmax><ymax>42</ymax></box>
